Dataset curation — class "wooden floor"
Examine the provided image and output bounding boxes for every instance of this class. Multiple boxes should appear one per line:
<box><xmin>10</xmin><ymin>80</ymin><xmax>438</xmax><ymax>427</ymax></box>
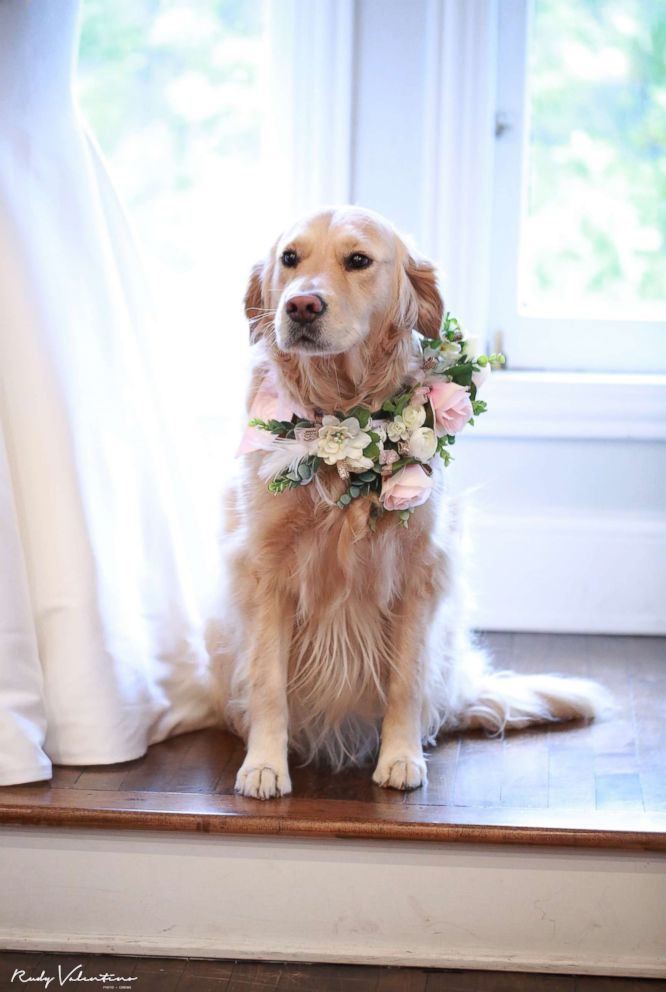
<box><xmin>1</xmin><ymin>950</ymin><xmax>664</xmax><ymax>991</ymax></box>
<box><xmin>1</xmin><ymin>633</ymin><xmax>665</xmax><ymax>849</ymax></box>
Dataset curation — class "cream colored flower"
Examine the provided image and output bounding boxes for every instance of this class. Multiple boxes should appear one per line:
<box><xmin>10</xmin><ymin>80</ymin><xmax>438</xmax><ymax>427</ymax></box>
<box><xmin>472</xmin><ymin>363</ymin><xmax>491</xmax><ymax>391</ymax></box>
<box><xmin>387</xmin><ymin>416</ymin><xmax>409</xmax><ymax>442</ymax></box>
<box><xmin>461</xmin><ymin>333</ymin><xmax>483</xmax><ymax>360</ymax></box>
<box><xmin>317</xmin><ymin>416</ymin><xmax>371</xmax><ymax>466</ymax></box>
<box><xmin>407</xmin><ymin>426</ymin><xmax>438</xmax><ymax>462</ymax></box>
<box><xmin>346</xmin><ymin>451</ymin><xmax>375</xmax><ymax>473</ymax></box>
<box><xmin>438</xmin><ymin>340</ymin><xmax>462</xmax><ymax>367</ymax></box>
<box><xmin>402</xmin><ymin>404</ymin><xmax>426</xmax><ymax>431</ymax></box>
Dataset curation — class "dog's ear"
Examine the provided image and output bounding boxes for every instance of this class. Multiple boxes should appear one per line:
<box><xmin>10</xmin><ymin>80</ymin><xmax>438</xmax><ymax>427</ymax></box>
<box><xmin>244</xmin><ymin>261</ymin><xmax>265</xmax><ymax>343</ymax></box>
<box><xmin>404</xmin><ymin>253</ymin><xmax>444</xmax><ymax>339</ymax></box>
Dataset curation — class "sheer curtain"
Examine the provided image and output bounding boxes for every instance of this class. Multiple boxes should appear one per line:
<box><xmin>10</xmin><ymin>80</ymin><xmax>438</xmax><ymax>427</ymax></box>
<box><xmin>0</xmin><ymin>0</ymin><xmax>216</xmax><ymax>786</ymax></box>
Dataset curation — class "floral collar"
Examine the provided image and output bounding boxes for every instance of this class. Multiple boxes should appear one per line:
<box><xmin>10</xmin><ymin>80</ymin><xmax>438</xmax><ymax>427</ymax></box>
<box><xmin>238</xmin><ymin>314</ymin><xmax>504</xmax><ymax>526</ymax></box>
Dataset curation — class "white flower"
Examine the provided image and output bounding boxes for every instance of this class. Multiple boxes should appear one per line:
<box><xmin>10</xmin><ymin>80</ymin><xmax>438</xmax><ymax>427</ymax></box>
<box><xmin>461</xmin><ymin>333</ymin><xmax>483</xmax><ymax>360</ymax></box>
<box><xmin>317</xmin><ymin>416</ymin><xmax>371</xmax><ymax>466</ymax></box>
<box><xmin>402</xmin><ymin>404</ymin><xmax>427</xmax><ymax>431</ymax></box>
<box><xmin>407</xmin><ymin>426</ymin><xmax>438</xmax><ymax>462</ymax></box>
<box><xmin>472</xmin><ymin>363</ymin><xmax>491</xmax><ymax>391</ymax></box>
<box><xmin>387</xmin><ymin>416</ymin><xmax>409</xmax><ymax>442</ymax></box>
<box><xmin>346</xmin><ymin>452</ymin><xmax>375</xmax><ymax>472</ymax></box>
<box><xmin>438</xmin><ymin>341</ymin><xmax>462</xmax><ymax>367</ymax></box>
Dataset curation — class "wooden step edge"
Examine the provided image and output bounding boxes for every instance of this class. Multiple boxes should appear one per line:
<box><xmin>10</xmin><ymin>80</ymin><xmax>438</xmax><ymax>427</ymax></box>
<box><xmin>1</xmin><ymin>792</ymin><xmax>665</xmax><ymax>851</ymax></box>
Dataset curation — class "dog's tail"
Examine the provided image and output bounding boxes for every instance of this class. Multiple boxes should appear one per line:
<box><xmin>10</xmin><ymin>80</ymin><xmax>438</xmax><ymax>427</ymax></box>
<box><xmin>456</xmin><ymin>664</ymin><xmax>614</xmax><ymax>735</ymax></box>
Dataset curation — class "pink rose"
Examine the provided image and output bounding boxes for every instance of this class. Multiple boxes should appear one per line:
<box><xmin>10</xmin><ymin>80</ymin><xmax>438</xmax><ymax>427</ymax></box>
<box><xmin>380</xmin><ymin>464</ymin><xmax>434</xmax><ymax>511</ymax></box>
<box><xmin>428</xmin><ymin>381</ymin><xmax>473</xmax><ymax>436</ymax></box>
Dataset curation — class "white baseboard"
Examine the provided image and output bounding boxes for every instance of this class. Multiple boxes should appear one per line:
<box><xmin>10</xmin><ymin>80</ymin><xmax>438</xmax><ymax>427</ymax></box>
<box><xmin>466</xmin><ymin>511</ymin><xmax>666</xmax><ymax>634</ymax></box>
<box><xmin>2</xmin><ymin>826</ymin><xmax>665</xmax><ymax>978</ymax></box>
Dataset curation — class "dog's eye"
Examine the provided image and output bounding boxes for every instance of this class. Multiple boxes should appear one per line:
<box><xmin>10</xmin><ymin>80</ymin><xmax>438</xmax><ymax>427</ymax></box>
<box><xmin>281</xmin><ymin>249</ymin><xmax>299</xmax><ymax>268</ymax></box>
<box><xmin>345</xmin><ymin>252</ymin><xmax>372</xmax><ymax>271</ymax></box>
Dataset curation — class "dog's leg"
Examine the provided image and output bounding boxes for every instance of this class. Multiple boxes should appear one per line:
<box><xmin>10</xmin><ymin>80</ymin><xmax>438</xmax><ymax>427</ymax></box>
<box><xmin>372</xmin><ymin>607</ymin><xmax>427</xmax><ymax>791</ymax></box>
<box><xmin>235</xmin><ymin>594</ymin><xmax>292</xmax><ymax>800</ymax></box>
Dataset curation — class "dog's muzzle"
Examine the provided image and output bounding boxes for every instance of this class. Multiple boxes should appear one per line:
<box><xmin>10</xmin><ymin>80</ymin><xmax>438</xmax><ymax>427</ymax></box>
<box><xmin>283</xmin><ymin>293</ymin><xmax>328</xmax><ymax>350</ymax></box>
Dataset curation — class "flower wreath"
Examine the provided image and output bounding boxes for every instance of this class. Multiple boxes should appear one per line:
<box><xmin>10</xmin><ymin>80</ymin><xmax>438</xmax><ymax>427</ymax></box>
<box><xmin>238</xmin><ymin>313</ymin><xmax>504</xmax><ymax>527</ymax></box>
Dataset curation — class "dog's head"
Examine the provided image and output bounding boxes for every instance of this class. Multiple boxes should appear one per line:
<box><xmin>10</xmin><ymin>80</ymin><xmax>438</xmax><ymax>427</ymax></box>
<box><xmin>245</xmin><ymin>206</ymin><xmax>444</xmax><ymax>355</ymax></box>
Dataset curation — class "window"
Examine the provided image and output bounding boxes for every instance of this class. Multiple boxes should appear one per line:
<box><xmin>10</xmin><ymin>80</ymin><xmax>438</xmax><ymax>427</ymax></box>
<box><xmin>489</xmin><ymin>0</ymin><xmax>666</xmax><ymax>372</ymax></box>
<box><xmin>77</xmin><ymin>0</ymin><xmax>353</xmax><ymax>417</ymax></box>
<box><xmin>77</xmin><ymin>0</ymin><xmax>293</xmax><ymax>414</ymax></box>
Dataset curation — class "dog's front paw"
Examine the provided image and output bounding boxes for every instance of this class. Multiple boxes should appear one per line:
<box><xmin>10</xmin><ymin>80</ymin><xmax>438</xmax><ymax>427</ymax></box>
<box><xmin>372</xmin><ymin>753</ymin><xmax>427</xmax><ymax>791</ymax></box>
<box><xmin>235</xmin><ymin>758</ymin><xmax>292</xmax><ymax>800</ymax></box>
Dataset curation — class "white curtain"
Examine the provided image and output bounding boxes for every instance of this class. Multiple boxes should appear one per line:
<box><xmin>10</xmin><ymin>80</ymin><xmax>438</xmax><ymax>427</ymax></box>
<box><xmin>0</xmin><ymin>0</ymin><xmax>216</xmax><ymax>786</ymax></box>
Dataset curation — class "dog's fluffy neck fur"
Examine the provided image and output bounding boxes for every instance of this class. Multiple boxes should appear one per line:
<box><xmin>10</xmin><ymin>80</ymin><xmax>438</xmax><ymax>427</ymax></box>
<box><xmin>268</xmin><ymin>318</ymin><xmax>418</xmax><ymax>414</ymax></box>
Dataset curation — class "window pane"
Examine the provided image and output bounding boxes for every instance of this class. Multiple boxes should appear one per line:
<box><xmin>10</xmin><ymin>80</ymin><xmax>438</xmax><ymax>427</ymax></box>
<box><xmin>519</xmin><ymin>0</ymin><xmax>666</xmax><ymax>318</ymax></box>
<box><xmin>77</xmin><ymin>0</ymin><xmax>273</xmax><ymax>413</ymax></box>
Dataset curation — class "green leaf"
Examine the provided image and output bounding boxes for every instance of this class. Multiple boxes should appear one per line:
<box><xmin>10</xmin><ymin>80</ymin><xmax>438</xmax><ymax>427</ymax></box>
<box><xmin>363</xmin><ymin>442</ymin><xmax>380</xmax><ymax>459</ymax></box>
<box><xmin>348</xmin><ymin>406</ymin><xmax>370</xmax><ymax>428</ymax></box>
<box><xmin>448</xmin><ymin>363</ymin><xmax>474</xmax><ymax>387</ymax></box>
<box><xmin>339</xmin><ymin>492</ymin><xmax>352</xmax><ymax>506</ymax></box>
<box><xmin>349</xmin><ymin>485</ymin><xmax>360</xmax><ymax>498</ymax></box>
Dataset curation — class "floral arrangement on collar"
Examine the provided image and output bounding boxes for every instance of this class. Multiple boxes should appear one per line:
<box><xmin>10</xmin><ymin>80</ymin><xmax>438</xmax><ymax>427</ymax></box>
<box><xmin>238</xmin><ymin>314</ymin><xmax>504</xmax><ymax>527</ymax></box>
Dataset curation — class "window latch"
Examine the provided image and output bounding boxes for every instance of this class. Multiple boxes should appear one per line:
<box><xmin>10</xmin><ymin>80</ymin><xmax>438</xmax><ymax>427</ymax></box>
<box><xmin>495</xmin><ymin>112</ymin><xmax>512</xmax><ymax>139</ymax></box>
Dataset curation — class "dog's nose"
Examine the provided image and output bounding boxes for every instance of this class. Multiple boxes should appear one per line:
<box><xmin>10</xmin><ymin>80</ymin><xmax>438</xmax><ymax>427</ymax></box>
<box><xmin>285</xmin><ymin>294</ymin><xmax>326</xmax><ymax>324</ymax></box>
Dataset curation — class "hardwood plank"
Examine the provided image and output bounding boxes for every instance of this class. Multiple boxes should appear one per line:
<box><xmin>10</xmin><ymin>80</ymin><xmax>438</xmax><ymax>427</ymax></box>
<box><xmin>424</xmin><ymin>970</ymin><xmax>576</xmax><ymax>991</ymax></box>
<box><xmin>453</xmin><ymin>733</ymin><xmax>504</xmax><ymax>807</ymax></box>
<box><xmin>181</xmin><ymin>959</ymin><xmax>235</xmax><ymax>981</ymax></box>
<box><xmin>595</xmin><ymin>773</ymin><xmax>644</xmax><ymax>812</ymax></box>
<box><xmin>548</xmin><ymin>741</ymin><xmax>595</xmax><ymax>810</ymax></box>
<box><xmin>376</xmin><ymin>967</ymin><xmax>428</xmax><ymax>992</ymax></box>
<box><xmin>574</xmin><ymin>978</ymin><xmax>666</xmax><ymax>991</ymax></box>
<box><xmin>225</xmin><ymin>961</ymin><xmax>282</xmax><ymax>991</ymax></box>
<box><xmin>500</xmin><ymin>732</ymin><xmax>549</xmax><ymax>809</ymax></box>
<box><xmin>405</xmin><ymin>738</ymin><xmax>460</xmax><ymax>806</ymax></box>
<box><xmin>176</xmin><ymin>978</ymin><xmax>230</xmax><ymax>992</ymax></box>
<box><xmin>273</xmin><ymin>962</ymin><xmax>380</xmax><ymax>990</ymax></box>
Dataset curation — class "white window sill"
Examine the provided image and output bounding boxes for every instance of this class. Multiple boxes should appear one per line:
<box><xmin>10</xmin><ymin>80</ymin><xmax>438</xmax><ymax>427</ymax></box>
<box><xmin>469</xmin><ymin>370</ymin><xmax>666</xmax><ymax>441</ymax></box>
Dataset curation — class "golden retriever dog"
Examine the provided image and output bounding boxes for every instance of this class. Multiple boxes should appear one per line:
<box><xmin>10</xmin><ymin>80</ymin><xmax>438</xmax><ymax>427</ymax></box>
<box><xmin>209</xmin><ymin>205</ymin><xmax>609</xmax><ymax>800</ymax></box>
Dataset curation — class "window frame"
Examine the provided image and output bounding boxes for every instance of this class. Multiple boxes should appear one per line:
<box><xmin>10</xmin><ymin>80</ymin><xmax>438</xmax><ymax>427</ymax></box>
<box><xmin>487</xmin><ymin>0</ymin><xmax>666</xmax><ymax>374</ymax></box>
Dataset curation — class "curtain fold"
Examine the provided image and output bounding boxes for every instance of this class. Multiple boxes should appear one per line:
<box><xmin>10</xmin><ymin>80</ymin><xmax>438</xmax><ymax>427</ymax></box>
<box><xmin>0</xmin><ymin>0</ymin><xmax>216</xmax><ymax>786</ymax></box>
